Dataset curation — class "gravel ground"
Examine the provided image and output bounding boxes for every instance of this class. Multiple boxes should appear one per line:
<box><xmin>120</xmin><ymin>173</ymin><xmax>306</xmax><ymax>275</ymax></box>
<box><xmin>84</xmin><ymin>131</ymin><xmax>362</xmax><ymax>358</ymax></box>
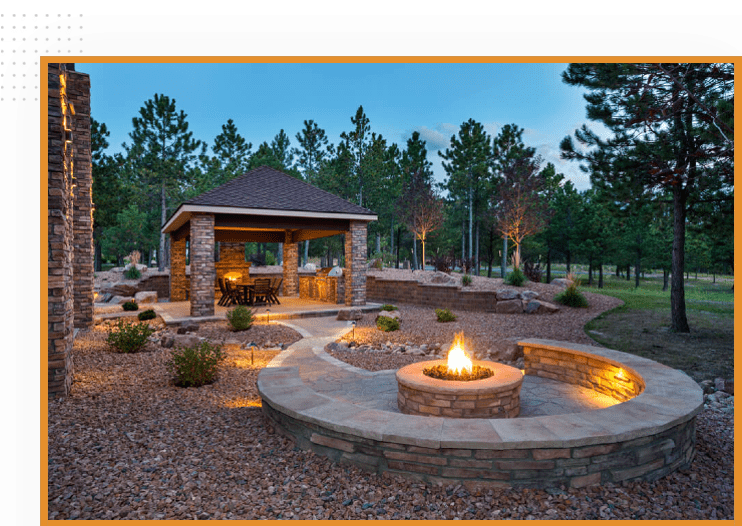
<box><xmin>48</xmin><ymin>311</ymin><xmax>733</xmax><ymax>519</ymax></box>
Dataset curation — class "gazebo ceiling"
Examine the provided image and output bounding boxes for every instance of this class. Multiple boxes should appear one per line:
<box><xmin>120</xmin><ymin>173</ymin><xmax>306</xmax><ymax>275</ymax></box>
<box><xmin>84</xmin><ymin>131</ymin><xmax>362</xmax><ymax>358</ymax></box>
<box><xmin>162</xmin><ymin>166</ymin><xmax>376</xmax><ymax>242</ymax></box>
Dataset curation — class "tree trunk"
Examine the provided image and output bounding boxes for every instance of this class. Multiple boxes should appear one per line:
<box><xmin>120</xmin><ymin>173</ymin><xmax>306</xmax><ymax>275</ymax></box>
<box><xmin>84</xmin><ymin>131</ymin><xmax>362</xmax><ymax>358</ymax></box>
<box><xmin>663</xmin><ymin>269</ymin><xmax>669</xmax><ymax>291</ymax></box>
<box><xmin>502</xmin><ymin>236</ymin><xmax>507</xmax><ymax>278</ymax></box>
<box><xmin>566</xmin><ymin>250</ymin><xmax>571</xmax><ymax>274</ymax></box>
<box><xmin>671</xmin><ymin>185</ymin><xmax>690</xmax><ymax>332</ymax></box>
<box><xmin>588</xmin><ymin>259</ymin><xmax>593</xmax><ymax>286</ymax></box>
<box><xmin>468</xmin><ymin>186</ymin><xmax>473</xmax><ymax>267</ymax></box>
<box><xmin>304</xmin><ymin>240</ymin><xmax>309</xmax><ymax>267</ymax></box>
<box><xmin>94</xmin><ymin>240</ymin><xmax>102</xmax><ymax>272</ymax></box>
<box><xmin>615</xmin><ymin>265</ymin><xmax>620</xmax><ymax>277</ymax></box>
<box><xmin>159</xmin><ymin>181</ymin><xmax>166</xmax><ymax>271</ymax></box>
<box><xmin>375</xmin><ymin>232</ymin><xmax>381</xmax><ymax>255</ymax></box>
<box><xmin>461</xmin><ymin>219</ymin><xmax>466</xmax><ymax>273</ymax></box>
<box><xmin>412</xmin><ymin>237</ymin><xmax>418</xmax><ymax>270</ymax></box>
<box><xmin>546</xmin><ymin>245</ymin><xmax>551</xmax><ymax>284</ymax></box>
<box><xmin>635</xmin><ymin>255</ymin><xmax>640</xmax><ymax>289</ymax></box>
<box><xmin>278</xmin><ymin>243</ymin><xmax>283</xmax><ymax>265</ymax></box>
<box><xmin>421</xmin><ymin>237</ymin><xmax>426</xmax><ymax>272</ymax></box>
<box><xmin>626</xmin><ymin>264</ymin><xmax>631</xmax><ymax>281</ymax></box>
<box><xmin>475</xmin><ymin>220</ymin><xmax>480</xmax><ymax>276</ymax></box>
<box><xmin>598</xmin><ymin>263</ymin><xmax>603</xmax><ymax>289</ymax></box>
<box><xmin>396</xmin><ymin>226</ymin><xmax>401</xmax><ymax>269</ymax></box>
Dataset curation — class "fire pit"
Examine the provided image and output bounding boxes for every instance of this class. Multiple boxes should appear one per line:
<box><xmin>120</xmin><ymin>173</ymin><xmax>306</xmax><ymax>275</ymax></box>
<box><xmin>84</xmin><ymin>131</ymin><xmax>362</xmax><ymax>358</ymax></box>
<box><xmin>396</xmin><ymin>334</ymin><xmax>523</xmax><ymax>418</ymax></box>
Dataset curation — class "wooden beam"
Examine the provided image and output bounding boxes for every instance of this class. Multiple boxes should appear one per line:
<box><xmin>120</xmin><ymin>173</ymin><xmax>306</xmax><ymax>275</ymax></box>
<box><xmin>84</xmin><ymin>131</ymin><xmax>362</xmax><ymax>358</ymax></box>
<box><xmin>214</xmin><ymin>230</ymin><xmax>286</xmax><ymax>243</ymax></box>
<box><xmin>292</xmin><ymin>229</ymin><xmax>347</xmax><ymax>242</ymax></box>
<box><xmin>215</xmin><ymin>213</ymin><xmax>349</xmax><ymax>231</ymax></box>
<box><xmin>170</xmin><ymin>222</ymin><xmax>190</xmax><ymax>241</ymax></box>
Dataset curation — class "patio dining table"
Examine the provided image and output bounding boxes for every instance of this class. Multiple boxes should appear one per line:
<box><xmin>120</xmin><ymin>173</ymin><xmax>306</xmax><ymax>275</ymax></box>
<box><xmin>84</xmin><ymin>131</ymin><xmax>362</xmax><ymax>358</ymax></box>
<box><xmin>235</xmin><ymin>281</ymin><xmax>255</xmax><ymax>306</ymax></box>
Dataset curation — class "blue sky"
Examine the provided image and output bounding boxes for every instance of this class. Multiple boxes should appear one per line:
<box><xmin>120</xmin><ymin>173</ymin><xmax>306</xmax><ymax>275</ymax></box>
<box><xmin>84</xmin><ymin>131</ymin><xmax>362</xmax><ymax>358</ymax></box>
<box><xmin>79</xmin><ymin>61</ymin><xmax>606</xmax><ymax>190</ymax></box>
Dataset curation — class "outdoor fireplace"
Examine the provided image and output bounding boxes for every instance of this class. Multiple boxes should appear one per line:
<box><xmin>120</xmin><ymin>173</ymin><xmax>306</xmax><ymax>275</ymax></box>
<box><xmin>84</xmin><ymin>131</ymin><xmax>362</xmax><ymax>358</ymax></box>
<box><xmin>396</xmin><ymin>333</ymin><xmax>523</xmax><ymax>418</ymax></box>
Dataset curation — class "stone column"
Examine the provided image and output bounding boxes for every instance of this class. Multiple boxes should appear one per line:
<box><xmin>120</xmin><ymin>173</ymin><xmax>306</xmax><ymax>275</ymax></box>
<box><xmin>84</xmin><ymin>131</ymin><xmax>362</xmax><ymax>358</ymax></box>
<box><xmin>170</xmin><ymin>235</ymin><xmax>187</xmax><ymax>301</ymax></box>
<box><xmin>69</xmin><ymin>70</ymin><xmax>94</xmax><ymax>329</ymax></box>
<box><xmin>189</xmin><ymin>213</ymin><xmax>216</xmax><ymax>317</ymax></box>
<box><xmin>283</xmin><ymin>231</ymin><xmax>299</xmax><ymax>296</ymax></box>
<box><xmin>344</xmin><ymin>221</ymin><xmax>367</xmax><ymax>306</ymax></box>
<box><xmin>48</xmin><ymin>63</ymin><xmax>75</xmax><ymax>398</ymax></box>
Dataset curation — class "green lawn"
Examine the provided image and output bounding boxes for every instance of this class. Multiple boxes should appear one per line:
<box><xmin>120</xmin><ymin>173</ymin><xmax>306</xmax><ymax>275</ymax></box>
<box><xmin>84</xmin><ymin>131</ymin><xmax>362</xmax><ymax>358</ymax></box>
<box><xmin>577</xmin><ymin>274</ymin><xmax>733</xmax><ymax>383</ymax></box>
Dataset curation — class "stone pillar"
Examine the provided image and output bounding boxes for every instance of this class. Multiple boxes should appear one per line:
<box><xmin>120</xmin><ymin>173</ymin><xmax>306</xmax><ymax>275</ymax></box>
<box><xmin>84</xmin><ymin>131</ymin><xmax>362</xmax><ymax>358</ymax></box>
<box><xmin>283</xmin><ymin>231</ymin><xmax>299</xmax><ymax>296</ymax></box>
<box><xmin>69</xmin><ymin>70</ymin><xmax>93</xmax><ymax>329</ymax></box>
<box><xmin>170</xmin><ymin>235</ymin><xmax>187</xmax><ymax>301</ymax></box>
<box><xmin>47</xmin><ymin>63</ymin><xmax>75</xmax><ymax>398</ymax></box>
<box><xmin>344</xmin><ymin>221</ymin><xmax>367</xmax><ymax>306</ymax></box>
<box><xmin>189</xmin><ymin>213</ymin><xmax>215</xmax><ymax>317</ymax></box>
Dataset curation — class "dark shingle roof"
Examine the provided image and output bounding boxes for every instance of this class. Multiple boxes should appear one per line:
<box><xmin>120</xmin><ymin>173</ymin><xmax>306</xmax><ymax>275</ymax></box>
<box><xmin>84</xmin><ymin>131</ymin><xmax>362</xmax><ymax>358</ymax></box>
<box><xmin>184</xmin><ymin>166</ymin><xmax>375</xmax><ymax>216</ymax></box>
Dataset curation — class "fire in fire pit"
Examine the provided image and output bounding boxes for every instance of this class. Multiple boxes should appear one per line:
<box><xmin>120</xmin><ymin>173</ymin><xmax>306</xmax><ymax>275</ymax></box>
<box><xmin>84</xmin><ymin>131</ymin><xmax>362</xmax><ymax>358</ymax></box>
<box><xmin>423</xmin><ymin>333</ymin><xmax>494</xmax><ymax>381</ymax></box>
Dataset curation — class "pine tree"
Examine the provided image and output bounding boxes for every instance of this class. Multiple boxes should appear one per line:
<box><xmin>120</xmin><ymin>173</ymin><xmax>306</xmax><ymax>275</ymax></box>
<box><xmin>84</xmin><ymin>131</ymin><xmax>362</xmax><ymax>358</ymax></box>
<box><xmin>123</xmin><ymin>93</ymin><xmax>203</xmax><ymax>271</ymax></box>
<box><xmin>560</xmin><ymin>62</ymin><xmax>734</xmax><ymax>332</ymax></box>
<box><xmin>340</xmin><ymin>105</ymin><xmax>372</xmax><ymax>206</ymax></box>
<box><xmin>439</xmin><ymin>119</ymin><xmax>492</xmax><ymax>273</ymax></box>
<box><xmin>294</xmin><ymin>119</ymin><xmax>331</xmax><ymax>184</ymax></box>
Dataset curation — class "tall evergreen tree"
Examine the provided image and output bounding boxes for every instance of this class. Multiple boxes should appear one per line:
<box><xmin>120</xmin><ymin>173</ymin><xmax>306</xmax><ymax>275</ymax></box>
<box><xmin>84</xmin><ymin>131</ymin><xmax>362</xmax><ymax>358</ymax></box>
<box><xmin>439</xmin><ymin>119</ymin><xmax>492</xmax><ymax>273</ymax></box>
<box><xmin>560</xmin><ymin>63</ymin><xmax>734</xmax><ymax>332</ymax></box>
<box><xmin>123</xmin><ymin>93</ymin><xmax>203</xmax><ymax>270</ymax></box>
<box><xmin>340</xmin><ymin>105</ymin><xmax>372</xmax><ymax>206</ymax></box>
<box><xmin>293</xmin><ymin>119</ymin><xmax>331</xmax><ymax>184</ymax></box>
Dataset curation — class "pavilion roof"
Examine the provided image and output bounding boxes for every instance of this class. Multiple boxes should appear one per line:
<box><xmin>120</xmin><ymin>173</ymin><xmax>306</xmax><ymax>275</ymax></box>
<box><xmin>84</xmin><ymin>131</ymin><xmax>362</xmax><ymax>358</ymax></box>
<box><xmin>162</xmin><ymin>166</ymin><xmax>376</xmax><ymax>233</ymax></box>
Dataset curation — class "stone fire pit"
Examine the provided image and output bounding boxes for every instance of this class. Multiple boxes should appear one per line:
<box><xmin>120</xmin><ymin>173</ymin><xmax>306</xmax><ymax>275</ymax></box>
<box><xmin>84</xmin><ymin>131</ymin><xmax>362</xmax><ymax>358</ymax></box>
<box><xmin>396</xmin><ymin>359</ymin><xmax>523</xmax><ymax>418</ymax></box>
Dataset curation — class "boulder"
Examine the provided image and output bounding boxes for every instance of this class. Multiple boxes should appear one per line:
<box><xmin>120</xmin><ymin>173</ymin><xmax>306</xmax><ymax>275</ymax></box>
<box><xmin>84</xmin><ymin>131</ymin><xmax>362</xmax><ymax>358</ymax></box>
<box><xmin>488</xmin><ymin>338</ymin><xmax>524</xmax><ymax>363</ymax></box>
<box><xmin>160</xmin><ymin>334</ymin><xmax>175</xmax><ymax>348</ymax></box>
<box><xmin>303</xmin><ymin>263</ymin><xmax>317</xmax><ymax>272</ymax></box>
<box><xmin>496</xmin><ymin>289</ymin><xmax>520</xmax><ymax>301</ymax></box>
<box><xmin>430</xmin><ymin>272</ymin><xmax>455</xmax><ymax>285</ymax></box>
<box><xmin>525</xmin><ymin>300</ymin><xmax>560</xmax><ymax>314</ymax></box>
<box><xmin>520</xmin><ymin>290</ymin><xmax>540</xmax><ymax>301</ymax></box>
<box><xmin>134</xmin><ymin>291</ymin><xmax>158</xmax><ymax>304</ymax></box>
<box><xmin>699</xmin><ymin>379</ymin><xmax>716</xmax><ymax>394</ymax></box>
<box><xmin>551</xmin><ymin>278</ymin><xmax>574</xmax><ymax>289</ymax></box>
<box><xmin>106</xmin><ymin>283</ymin><xmax>139</xmax><ymax>296</ymax></box>
<box><xmin>337</xmin><ymin>309</ymin><xmax>364</xmax><ymax>321</ymax></box>
<box><xmin>494</xmin><ymin>299</ymin><xmax>523</xmax><ymax>314</ymax></box>
<box><xmin>111</xmin><ymin>295</ymin><xmax>135</xmax><ymax>305</ymax></box>
<box><xmin>173</xmin><ymin>334</ymin><xmax>203</xmax><ymax>349</ymax></box>
<box><xmin>714</xmin><ymin>377</ymin><xmax>726</xmax><ymax>393</ymax></box>
<box><xmin>376</xmin><ymin>310</ymin><xmax>401</xmax><ymax>322</ymax></box>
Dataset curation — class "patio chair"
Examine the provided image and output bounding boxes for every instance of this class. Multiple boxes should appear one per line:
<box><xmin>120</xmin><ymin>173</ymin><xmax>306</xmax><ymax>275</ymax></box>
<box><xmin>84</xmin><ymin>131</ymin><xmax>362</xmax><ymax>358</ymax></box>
<box><xmin>217</xmin><ymin>278</ymin><xmax>230</xmax><ymax>306</ymax></box>
<box><xmin>252</xmin><ymin>278</ymin><xmax>272</xmax><ymax>307</ymax></box>
<box><xmin>223</xmin><ymin>279</ymin><xmax>243</xmax><ymax>306</ymax></box>
<box><xmin>268</xmin><ymin>277</ymin><xmax>283</xmax><ymax>305</ymax></box>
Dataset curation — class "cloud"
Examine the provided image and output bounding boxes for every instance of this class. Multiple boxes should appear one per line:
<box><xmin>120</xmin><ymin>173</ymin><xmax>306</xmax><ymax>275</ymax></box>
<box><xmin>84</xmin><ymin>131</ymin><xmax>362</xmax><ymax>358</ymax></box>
<box><xmin>407</xmin><ymin>124</ymin><xmax>455</xmax><ymax>152</ymax></box>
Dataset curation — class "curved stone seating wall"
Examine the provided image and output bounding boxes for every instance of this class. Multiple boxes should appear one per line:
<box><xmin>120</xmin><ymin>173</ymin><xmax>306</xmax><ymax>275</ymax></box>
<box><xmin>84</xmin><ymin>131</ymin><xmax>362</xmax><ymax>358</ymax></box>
<box><xmin>522</xmin><ymin>340</ymin><xmax>645</xmax><ymax>402</ymax></box>
<box><xmin>259</xmin><ymin>340</ymin><xmax>703</xmax><ymax>489</ymax></box>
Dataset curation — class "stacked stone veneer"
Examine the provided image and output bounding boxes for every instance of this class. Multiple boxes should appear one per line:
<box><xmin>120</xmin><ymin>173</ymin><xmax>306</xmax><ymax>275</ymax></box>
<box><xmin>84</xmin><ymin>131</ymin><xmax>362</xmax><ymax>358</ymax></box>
<box><xmin>368</xmin><ymin>276</ymin><xmax>496</xmax><ymax>311</ymax></box>
<box><xmin>396</xmin><ymin>361</ymin><xmax>523</xmax><ymax>418</ymax></box>
<box><xmin>170</xmin><ymin>237</ymin><xmax>187</xmax><ymax>301</ymax></box>
<box><xmin>522</xmin><ymin>342</ymin><xmax>644</xmax><ymax>402</ymax></box>
<box><xmin>344</xmin><ymin>221</ymin><xmax>367</xmax><ymax>306</ymax></box>
<box><xmin>259</xmin><ymin>339</ymin><xmax>702</xmax><ymax>488</ymax></box>
<box><xmin>282</xmin><ymin>232</ymin><xmax>299</xmax><ymax>296</ymax></box>
<box><xmin>215</xmin><ymin>242</ymin><xmax>251</xmax><ymax>296</ymax></box>
<box><xmin>263</xmin><ymin>401</ymin><xmax>696</xmax><ymax>489</ymax></box>
<box><xmin>48</xmin><ymin>63</ymin><xmax>93</xmax><ymax>398</ymax></box>
<box><xmin>189</xmin><ymin>213</ymin><xmax>215</xmax><ymax>317</ymax></box>
<box><xmin>299</xmin><ymin>274</ymin><xmax>344</xmax><ymax>304</ymax></box>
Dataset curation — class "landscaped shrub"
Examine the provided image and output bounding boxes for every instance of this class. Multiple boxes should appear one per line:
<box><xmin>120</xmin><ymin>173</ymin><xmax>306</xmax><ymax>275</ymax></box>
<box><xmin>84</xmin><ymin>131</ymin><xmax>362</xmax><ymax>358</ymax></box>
<box><xmin>380</xmin><ymin>304</ymin><xmax>398</xmax><ymax>311</ymax></box>
<box><xmin>165</xmin><ymin>340</ymin><xmax>225</xmax><ymax>387</ymax></box>
<box><xmin>265</xmin><ymin>251</ymin><xmax>277</xmax><ymax>266</ymax></box>
<box><xmin>376</xmin><ymin>315</ymin><xmax>400</xmax><ymax>332</ymax></box>
<box><xmin>554</xmin><ymin>274</ymin><xmax>589</xmax><ymax>308</ymax></box>
<box><xmin>505</xmin><ymin>267</ymin><xmax>526</xmax><ymax>287</ymax></box>
<box><xmin>461</xmin><ymin>274</ymin><xmax>472</xmax><ymax>286</ymax></box>
<box><xmin>106</xmin><ymin>319</ymin><xmax>155</xmax><ymax>353</ymax></box>
<box><xmin>227</xmin><ymin>305</ymin><xmax>254</xmax><ymax>331</ymax></box>
<box><xmin>435</xmin><ymin>308</ymin><xmax>457</xmax><ymax>322</ymax></box>
<box><xmin>124</xmin><ymin>266</ymin><xmax>141</xmax><ymax>280</ymax></box>
<box><xmin>122</xmin><ymin>300</ymin><xmax>139</xmax><ymax>311</ymax></box>
<box><xmin>137</xmin><ymin>309</ymin><xmax>157</xmax><ymax>321</ymax></box>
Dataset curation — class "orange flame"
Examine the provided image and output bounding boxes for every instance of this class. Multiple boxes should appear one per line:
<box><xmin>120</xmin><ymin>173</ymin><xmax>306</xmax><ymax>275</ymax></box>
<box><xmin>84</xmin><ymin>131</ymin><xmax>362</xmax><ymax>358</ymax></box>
<box><xmin>447</xmin><ymin>332</ymin><xmax>473</xmax><ymax>375</ymax></box>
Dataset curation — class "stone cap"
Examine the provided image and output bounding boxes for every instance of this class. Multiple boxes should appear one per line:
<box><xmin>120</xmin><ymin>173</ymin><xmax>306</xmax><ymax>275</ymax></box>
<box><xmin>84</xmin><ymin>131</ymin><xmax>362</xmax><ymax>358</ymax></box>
<box><xmin>396</xmin><ymin>360</ymin><xmax>523</xmax><ymax>395</ymax></box>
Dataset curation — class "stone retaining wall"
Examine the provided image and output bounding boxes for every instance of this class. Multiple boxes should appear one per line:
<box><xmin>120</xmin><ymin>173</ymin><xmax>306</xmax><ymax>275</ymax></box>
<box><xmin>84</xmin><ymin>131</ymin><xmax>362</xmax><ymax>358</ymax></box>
<box><xmin>262</xmin><ymin>400</ymin><xmax>695</xmax><ymax>489</ymax></box>
<box><xmin>367</xmin><ymin>276</ymin><xmax>496</xmax><ymax>312</ymax></box>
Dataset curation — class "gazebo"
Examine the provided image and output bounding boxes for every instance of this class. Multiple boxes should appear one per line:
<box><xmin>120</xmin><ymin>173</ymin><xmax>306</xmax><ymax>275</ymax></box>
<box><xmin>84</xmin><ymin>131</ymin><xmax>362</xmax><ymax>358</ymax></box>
<box><xmin>161</xmin><ymin>166</ymin><xmax>377</xmax><ymax>317</ymax></box>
